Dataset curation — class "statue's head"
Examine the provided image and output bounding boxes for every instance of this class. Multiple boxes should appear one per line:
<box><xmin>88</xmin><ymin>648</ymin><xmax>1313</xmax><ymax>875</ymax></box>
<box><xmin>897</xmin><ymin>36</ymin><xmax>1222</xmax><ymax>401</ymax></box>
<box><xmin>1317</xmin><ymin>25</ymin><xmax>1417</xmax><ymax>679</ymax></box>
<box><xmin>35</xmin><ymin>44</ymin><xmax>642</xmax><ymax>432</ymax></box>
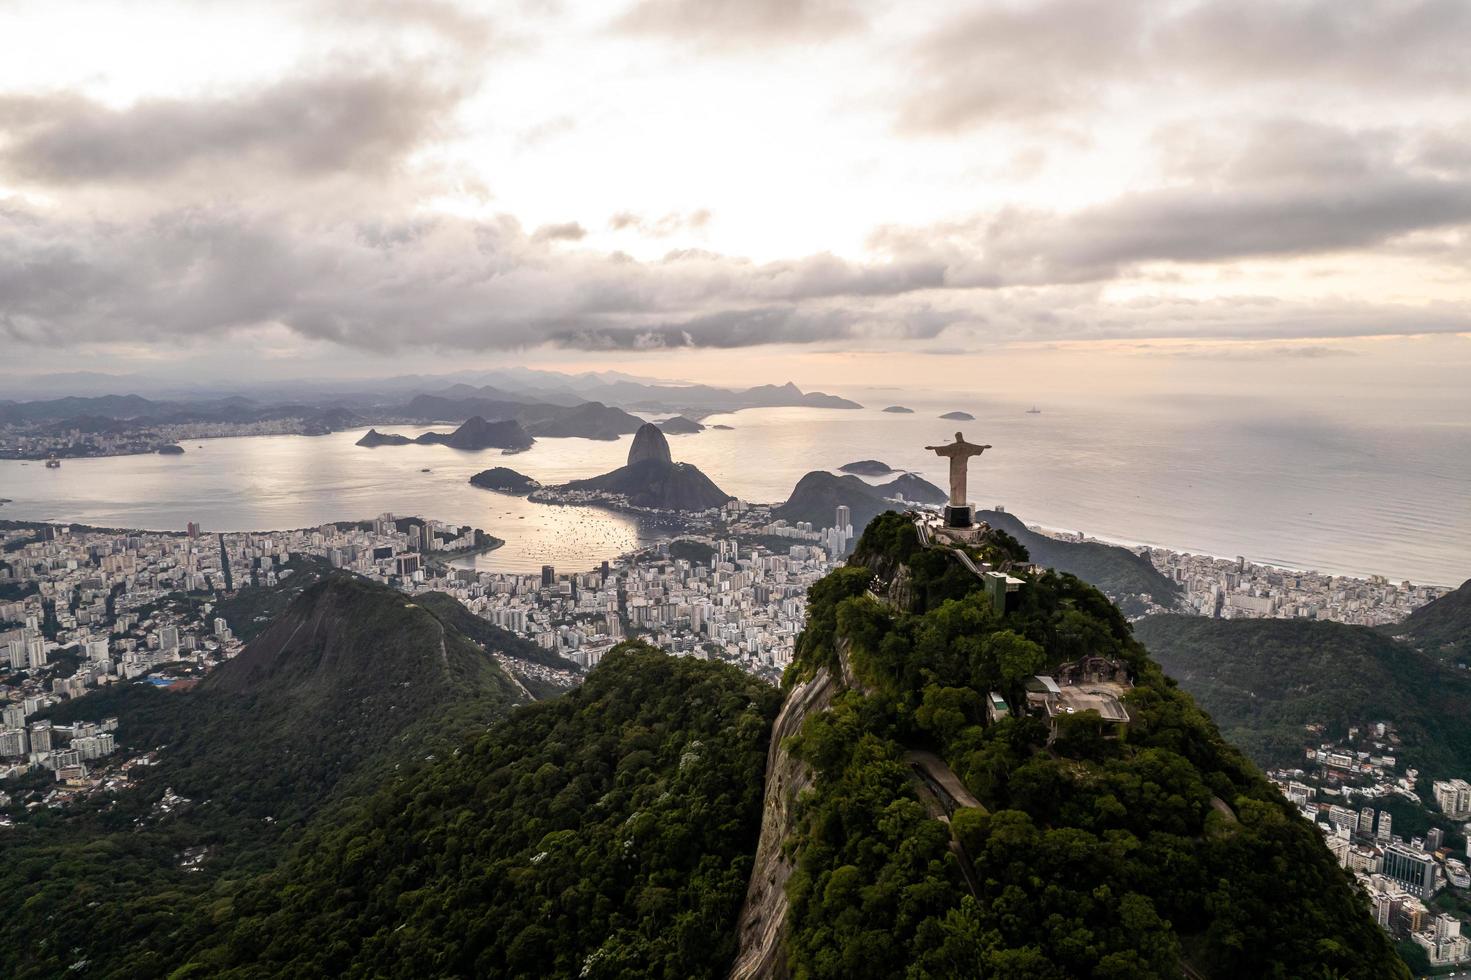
<box><xmin>955</xmin><ymin>431</ymin><xmax>964</xmax><ymax>441</ymax></box>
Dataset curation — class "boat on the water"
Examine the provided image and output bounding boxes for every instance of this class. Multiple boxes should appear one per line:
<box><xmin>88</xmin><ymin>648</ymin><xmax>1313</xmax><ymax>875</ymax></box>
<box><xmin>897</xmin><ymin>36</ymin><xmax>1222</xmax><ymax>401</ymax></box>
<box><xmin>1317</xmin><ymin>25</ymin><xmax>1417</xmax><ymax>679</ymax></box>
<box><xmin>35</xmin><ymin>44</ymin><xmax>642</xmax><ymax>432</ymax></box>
<box><xmin>1026</xmin><ymin>405</ymin><xmax>1041</xmax><ymax>414</ymax></box>
<box><xmin>45</xmin><ymin>455</ymin><xmax>61</xmax><ymax>468</ymax></box>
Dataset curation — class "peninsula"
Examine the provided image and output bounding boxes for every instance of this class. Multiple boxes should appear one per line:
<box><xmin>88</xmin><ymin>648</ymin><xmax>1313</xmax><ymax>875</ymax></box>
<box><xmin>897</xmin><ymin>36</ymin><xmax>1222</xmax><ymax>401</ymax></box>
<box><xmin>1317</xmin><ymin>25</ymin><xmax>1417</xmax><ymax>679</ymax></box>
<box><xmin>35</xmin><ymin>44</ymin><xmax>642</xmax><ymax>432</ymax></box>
<box><xmin>468</xmin><ymin>467</ymin><xmax>540</xmax><ymax>495</ymax></box>
<box><xmin>355</xmin><ymin>428</ymin><xmax>413</xmax><ymax>447</ymax></box>
<box><xmin>549</xmin><ymin>423</ymin><xmax>730</xmax><ymax>512</ymax></box>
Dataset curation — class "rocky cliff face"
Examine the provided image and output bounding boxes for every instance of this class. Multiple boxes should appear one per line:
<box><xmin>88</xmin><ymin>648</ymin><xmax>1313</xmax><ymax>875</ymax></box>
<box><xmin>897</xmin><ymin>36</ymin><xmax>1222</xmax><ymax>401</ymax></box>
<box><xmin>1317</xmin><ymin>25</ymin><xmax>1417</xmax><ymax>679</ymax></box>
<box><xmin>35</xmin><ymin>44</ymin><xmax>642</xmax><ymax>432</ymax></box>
<box><xmin>851</xmin><ymin>544</ymin><xmax>917</xmax><ymax>612</ymax></box>
<box><xmin>728</xmin><ymin>665</ymin><xmax>839</xmax><ymax>980</ymax></box>
<box><xmin>626</xmin><ymin>421</ymin><xmax>673</xmax><ymax>465</ymax></box>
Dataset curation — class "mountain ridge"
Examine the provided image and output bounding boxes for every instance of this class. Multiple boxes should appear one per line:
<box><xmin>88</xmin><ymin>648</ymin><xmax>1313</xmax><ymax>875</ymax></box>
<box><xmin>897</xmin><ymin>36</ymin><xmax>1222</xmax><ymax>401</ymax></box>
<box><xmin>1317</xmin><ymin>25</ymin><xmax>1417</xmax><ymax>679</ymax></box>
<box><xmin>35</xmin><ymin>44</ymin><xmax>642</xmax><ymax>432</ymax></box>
<box><xmin>1136</xmin><ymin>613</ymin><xmax>1471</xmax><ymax>775</ymax></box>
<box><xmin>1389</xmin><ymin>576</ymin><xmax>1471</xmax><ymax>666</ymax></box>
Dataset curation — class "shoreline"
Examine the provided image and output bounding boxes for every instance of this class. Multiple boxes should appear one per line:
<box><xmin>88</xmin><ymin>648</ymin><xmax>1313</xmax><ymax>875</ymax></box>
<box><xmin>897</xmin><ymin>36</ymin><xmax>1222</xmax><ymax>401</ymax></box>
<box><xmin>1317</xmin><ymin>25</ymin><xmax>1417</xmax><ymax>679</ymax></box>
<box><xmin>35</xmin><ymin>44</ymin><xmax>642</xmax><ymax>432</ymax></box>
<box><xmin>1019</xmin><ymin>517</ymin><xmax>1462</xmax><ymax>590</ymax></box>
<box><xmin>429</xmin><ymin>538</ymin><xmax>506</xmax><ymax>564</ymax></box>
<box><xmin>3</xmin><ymin>489</ymin><xmax>1460</xmax><ymax>591</ymax></box>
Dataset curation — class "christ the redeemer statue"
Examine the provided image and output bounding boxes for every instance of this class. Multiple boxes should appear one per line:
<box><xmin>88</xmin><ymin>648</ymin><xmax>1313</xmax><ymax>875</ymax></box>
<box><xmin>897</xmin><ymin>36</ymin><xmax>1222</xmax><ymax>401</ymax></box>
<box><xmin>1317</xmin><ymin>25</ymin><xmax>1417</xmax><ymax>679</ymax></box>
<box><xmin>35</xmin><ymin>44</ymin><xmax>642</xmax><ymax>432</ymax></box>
<box><xmin>926</xmin><ymin>432</ymin><xmax>990</xmax><ymax>527</ymax></box>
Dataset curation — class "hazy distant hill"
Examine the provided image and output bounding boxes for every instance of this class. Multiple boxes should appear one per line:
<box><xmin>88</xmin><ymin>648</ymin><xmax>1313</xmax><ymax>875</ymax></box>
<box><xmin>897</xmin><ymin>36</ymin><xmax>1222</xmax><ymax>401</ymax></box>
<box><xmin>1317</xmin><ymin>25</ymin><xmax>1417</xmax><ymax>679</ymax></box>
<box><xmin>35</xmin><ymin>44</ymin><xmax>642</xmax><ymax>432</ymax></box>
<box><xmin>657</xmin><ymin>414</ymin><xmax>705</xmax><ymax>433</ymax></box>
<box><xmin>838</xmin><ymin>459</ymin><xmax>894</xmax><ymax>475</ymax></box>
<box><xmin>978</xmin><ymin>509</ymin><xmax>1181</xmax><ymax>614</ymax></box>
<box><xmin>398</xmin><ymin>392</ymin><xmax>526</xmax><ymax>422</ymax></box>
<box><xmin>519</xmin><ymin>401</ymin><xmax>643</xmax><ymax>439</ymax></box>
<box><xmin>1388</xmin><ymin>577</ymin><xmax>1471</xmax><ymax>666</ymax></box>
<box><xmin>414</xmin><ymin>415</ymin><xmax>535</xmax><ymax>451</ymax></box>
<box><xmin>0</xmin><ymin>394</ymin><xmax>361</xmax><ymax>432</ymax></box>
<box><xmin>414</xmin><ymin>377</ymin><xmax>860</xmax><ymax>415</ymax></box>
<box><xmin>1136</xmin><ymin>614</ymin><xmax>1471</xmax><ymax>774</ymax></box>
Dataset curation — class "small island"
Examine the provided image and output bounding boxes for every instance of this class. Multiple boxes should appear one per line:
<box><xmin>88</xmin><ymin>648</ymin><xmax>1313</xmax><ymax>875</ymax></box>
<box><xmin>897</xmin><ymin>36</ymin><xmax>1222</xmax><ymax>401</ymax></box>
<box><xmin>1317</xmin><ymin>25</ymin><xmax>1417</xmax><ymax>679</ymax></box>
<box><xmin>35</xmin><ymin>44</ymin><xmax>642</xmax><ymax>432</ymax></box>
<box><xmin>881</xmin><ymin>405</ymin><xmax>914</xmax><ymax>414</ymax></box>
<box><xmin>657</xmin><ymin>415</ymin><xmax>705</xmax><ymax>434</ymax></box>
<box><xmin>710</xmin><ymin>424</ymin><xmax>734</xmax><ymax>430</ymax></box>
<box><xmin>939</xmin><ymin>410</ymin><xmax>975</xmax><ymax>421</ymax></box>
<box><xmin>355</xmin><ymin>428</ymin><xmax>413</xmax><ymax>447</ymax></box>
<box><xmin>838</xmin><ymin>459</ymin><xmax>894</xmax><ymax>476</ymax></box>
<box><xmin>468</xmin><ymin>467</ymin><xmax>540</xmax><ymax>495</ymax></box>
<box><xmin>156</xmin><ymin>444</ymin><xmax>186</xmax><ymax>455</ymax></box>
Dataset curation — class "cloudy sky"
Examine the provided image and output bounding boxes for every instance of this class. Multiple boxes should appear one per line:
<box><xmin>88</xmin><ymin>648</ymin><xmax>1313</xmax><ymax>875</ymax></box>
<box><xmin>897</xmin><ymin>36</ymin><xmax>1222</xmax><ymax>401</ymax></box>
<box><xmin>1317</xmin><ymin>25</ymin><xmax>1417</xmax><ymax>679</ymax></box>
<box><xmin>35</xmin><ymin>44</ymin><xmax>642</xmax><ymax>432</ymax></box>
<box><xmin>1</xmin><ymin>0</ymin><xmax>1469</xmax><ymax>389</ymax></box>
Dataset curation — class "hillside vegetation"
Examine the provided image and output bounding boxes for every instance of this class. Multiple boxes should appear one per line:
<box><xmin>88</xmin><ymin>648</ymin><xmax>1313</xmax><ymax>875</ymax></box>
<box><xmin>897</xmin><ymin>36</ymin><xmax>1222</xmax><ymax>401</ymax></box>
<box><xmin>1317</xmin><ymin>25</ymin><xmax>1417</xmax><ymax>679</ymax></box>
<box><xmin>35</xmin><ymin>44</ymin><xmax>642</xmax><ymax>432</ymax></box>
<box><xmin>0</xmin><ymin>575</ymin><xmax>529</xmax><ymax>980</ymax></box>
<box><xmin>1389</xmin><ymin>577</ymin><xmax>1471</xmax><ymax>666</ymax></box>
<box><xmin>181</xmin><ymin>644</ymin><xmax>781</xmax><ymax>978</ymax></box>
<box><xmin>1136</xmin><ymin>614</ymin><xmax>1471</xmax><ymax>775</ymax></box>
<box><xmin>978</xmin><ymin>509</ymin><xmax>1181</xmax><ymax>614</ymax></box>
<box><xmin>771</xmin><ymin>512</ymin><xmax>1403</xmax><ymax>979</ymax></box>
<box><xmin>0</xmin><ymin>521</ymin><xmax>1416</xmax><ymax>978</ymax></box>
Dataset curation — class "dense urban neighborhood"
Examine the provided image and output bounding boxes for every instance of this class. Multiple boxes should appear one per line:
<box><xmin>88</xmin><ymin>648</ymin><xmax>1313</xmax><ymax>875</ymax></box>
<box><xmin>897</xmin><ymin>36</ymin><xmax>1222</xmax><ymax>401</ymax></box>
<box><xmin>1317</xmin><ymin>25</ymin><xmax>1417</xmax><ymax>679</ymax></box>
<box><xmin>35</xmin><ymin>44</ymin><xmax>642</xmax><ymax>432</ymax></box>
<box><xmin>1264</xmin><ymin>722</ymin><xmax>1471</xmax><ymax>967</ymax></box>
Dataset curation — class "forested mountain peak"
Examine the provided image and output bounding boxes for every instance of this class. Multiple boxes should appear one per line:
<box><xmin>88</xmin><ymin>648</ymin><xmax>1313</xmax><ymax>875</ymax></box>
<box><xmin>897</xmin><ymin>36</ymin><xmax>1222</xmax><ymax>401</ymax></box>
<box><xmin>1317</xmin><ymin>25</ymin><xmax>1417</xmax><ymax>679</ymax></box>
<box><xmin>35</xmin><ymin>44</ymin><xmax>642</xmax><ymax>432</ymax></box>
<box><xmin>177</xmin><ymin>644</ymin><xmax>782</xmax><ymax>978</ymax></box>
<box><xmin>739</xmin><ymin>511</ymin><xmax>1405</xmax><ymax>979</ymax></box>
<box><xmin>203</xmin><ymin>573</ymin><xmax>509</xmax><ymax>700</ymax></box>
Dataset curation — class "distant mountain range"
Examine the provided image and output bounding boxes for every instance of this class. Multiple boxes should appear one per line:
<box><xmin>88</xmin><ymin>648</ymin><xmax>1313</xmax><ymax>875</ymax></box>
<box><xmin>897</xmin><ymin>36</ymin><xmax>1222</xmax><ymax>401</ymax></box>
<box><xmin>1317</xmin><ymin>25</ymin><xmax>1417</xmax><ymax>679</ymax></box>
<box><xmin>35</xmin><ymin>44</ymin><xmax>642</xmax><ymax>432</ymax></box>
<box><xmin>1</xmin><ymin>366</ymin><xmax>858</xmax><ymax>408</ymax></box>
<box><xmin>0</xmin><ymin>394</ymin><xmax>361</xmax><ymax>432</ymax></box>
<box><xmin>0</xmin><ymin>376</ymin><xmax>859</xmax><ymax>441</ymax></box>
<box><xmin>657</xmin><ymin>415</ymin><xmax>705</xmax><ymax>433</ymax></box>
<box><xmin>403</xmin><ymin>380</ymin><xmax>859</xmax><ymax>419</ymax></box>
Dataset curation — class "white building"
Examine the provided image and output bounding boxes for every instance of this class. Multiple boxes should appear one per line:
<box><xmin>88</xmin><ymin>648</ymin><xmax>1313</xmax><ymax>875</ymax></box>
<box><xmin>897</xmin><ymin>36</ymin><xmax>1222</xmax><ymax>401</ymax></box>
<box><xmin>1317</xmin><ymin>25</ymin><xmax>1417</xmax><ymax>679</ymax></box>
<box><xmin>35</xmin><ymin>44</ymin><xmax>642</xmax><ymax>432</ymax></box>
<box><xmin>1433</xmin><ymin>778</ymin><xmax>1471</xmax><ymax>819</ymax></box>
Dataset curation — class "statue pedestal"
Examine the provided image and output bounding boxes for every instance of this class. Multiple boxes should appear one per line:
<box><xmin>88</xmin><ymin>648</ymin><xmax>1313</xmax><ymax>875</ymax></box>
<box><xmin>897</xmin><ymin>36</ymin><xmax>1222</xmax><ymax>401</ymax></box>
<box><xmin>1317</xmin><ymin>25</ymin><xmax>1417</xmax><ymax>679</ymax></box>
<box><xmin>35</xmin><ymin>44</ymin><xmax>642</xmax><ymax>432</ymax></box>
<box><xmin>944</xmin><ymin>504</ymin><xmax>973</xmax><ymax>529</ymax></box>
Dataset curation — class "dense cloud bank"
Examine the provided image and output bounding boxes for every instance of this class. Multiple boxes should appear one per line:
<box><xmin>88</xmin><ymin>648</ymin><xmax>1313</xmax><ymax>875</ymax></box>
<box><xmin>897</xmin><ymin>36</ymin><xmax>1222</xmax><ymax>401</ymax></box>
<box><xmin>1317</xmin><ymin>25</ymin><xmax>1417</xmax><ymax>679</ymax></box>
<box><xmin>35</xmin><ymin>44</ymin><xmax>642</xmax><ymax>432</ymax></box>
<box><xmin>0</xmin><ymin>0</ymin><xmax>1467</xmax><ymax>355</ymax></box>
